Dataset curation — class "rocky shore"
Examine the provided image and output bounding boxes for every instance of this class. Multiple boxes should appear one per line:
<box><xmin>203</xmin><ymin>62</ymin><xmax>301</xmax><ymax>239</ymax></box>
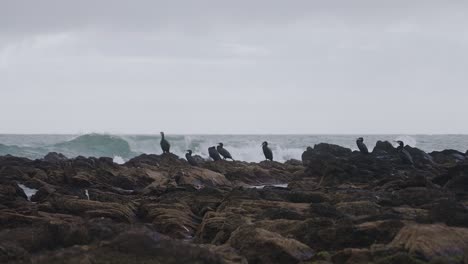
<box><xmin>0</xmin><ymin>141</ymin><xmax>467</xmax><ymax>263</ymax></box>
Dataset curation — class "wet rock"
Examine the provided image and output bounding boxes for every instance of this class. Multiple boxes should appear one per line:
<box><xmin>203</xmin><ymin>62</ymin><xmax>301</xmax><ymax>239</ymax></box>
<box><xmin>310</xmin><ymin>202</ymin><xmax>344</xmax><ymax>219</ymax></box>
<box><xmin>69</xmin><ymin>173</ymin><xmax>92</xmax><ymax>187</ymax></box>
<box><xmin>332</xmin><ymin>248</ymin><xmax>372</xmax><ymax>264</ymax></box>
<box><xmin>390</xmin><ymin>187</ymin><xmax>451</xmax><ymax>207</ymax></box>
<box><xmin>0</xmin><ymin>184</ymin><xmax>28</xmax><ymax>204</ymax></box>
<box><xmin>228</xmin><ymin>225</ymin><xmax>315</xmax><ymax>263</ymax></box>
<box><xmin>336</xmin><ymin>201</ymin><xmax>382</xmax><ymax>218</ymax></box>
<box><xmin>0</xmin><ymin>242</ymin><xmax>30</xmax><ymax>264</ymax></box>
<box><xmin>443</xmin><ymin>163</ymin><xmax>468</xmax><ymax>197</ymax></box>
<box><xmin>429</xmin><ymin>199</ymin><xmax>468</xmax><ymax>227</ymax></box>
<box><xmin>430</xmin><ymin>149</ymin><xmax>466</xmax><ymax>165</ymax></box>
<box><xmin>139</xmin><ymin>201</ymin><xmax>199</xmax><ymax>239</ymax></box>
<box><xmin>33</xmin><ymin>228</ymin><xmax>246</xmax><ymax>264</ymax></box>
<box><xmin>354</xmin><ymin>220</ymin><xmax>404</xmax><ymax>245</ymax></box>
<box><xmin>0</xmin><ymin>147</ymin><xmax>467</xmax><ymax>263</ymax></box>
<box><xmin>391</xmin><ymin>207</ymin><xmax>431</xmax><ymax>222</ymax></box>
<box><xmin>373</xmin><ymin>252</ymin><xmax>427</xmax><ymax>264</ymax></box>
<box><xmin>312</xmin><ymin>143</ymin><xmax>353</xmax><ymax>158</ymax></box>
<box><xmin>203</xmin><ymin>161</ymin><xmax>293</xmax><ymax>185</ymax></box>
<box><xmin>372</xmin><ymin>141</ymin><xmax>397</xmax><ymax>155</ymax></box>
<box><xmin>405</xmin><ymin>146</ymin><xmax>435</xmax><ymax>166</ymax></box>
<box><xmin>43</xmin><ymin>152</ymin><xmax>68</xmax><ymax>163</ymax></box>
<box><xmin>30</xmin><ymin>184</ymin><xmax>56</xmax><ymax>202</ymax></box>
<box><xmin>197</xmin><ymin>212</ymin><xmax>248</xmax><ymax>244</ymax></box>
<box><xmin>49</xmin><ymin>196</ymin><xmax>136</xmax><ymax>223</ymax></box>
<box><xmin>389</xmin><ymin>224</ymin><xmax>468</xmax><ymax>263</ymax></box>
<box><xmin>262</xmin><ymin>188</ymin><xmax>330</xmax><ymax>204</ymax></box>
<box><xmin>173</xmin><ymin>167</ymin><xmax>232</xmax><ymax>187</ymax></box>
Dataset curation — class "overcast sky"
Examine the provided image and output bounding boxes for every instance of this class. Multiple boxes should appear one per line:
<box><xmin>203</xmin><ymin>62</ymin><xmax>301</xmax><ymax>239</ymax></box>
<box><xmin>1</xmin><ymin>0</ymin><xmax>467</xmax><ymax>134</ymax></box>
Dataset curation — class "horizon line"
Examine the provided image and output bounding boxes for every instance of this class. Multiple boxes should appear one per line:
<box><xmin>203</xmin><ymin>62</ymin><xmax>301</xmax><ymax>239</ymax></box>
<box><xmin>1</xmin><ymin>132</ymin><xmax>468</xmax><ymax>136</ymax></box>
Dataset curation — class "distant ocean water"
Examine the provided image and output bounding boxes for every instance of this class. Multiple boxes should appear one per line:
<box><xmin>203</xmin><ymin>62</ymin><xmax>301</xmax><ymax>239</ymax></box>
<box><xmin>0</xmin><ymin>134</ymin><xmax>467</xmax><ymax>163</ymax></box>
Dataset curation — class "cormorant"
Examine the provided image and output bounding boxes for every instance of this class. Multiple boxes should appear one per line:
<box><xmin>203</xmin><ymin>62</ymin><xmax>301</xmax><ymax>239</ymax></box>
<box><xmin>185</xmin><ymin>150</ymin><xmax>198</xmax><ymax>166</ymax></box>
<box><xmin>396</xmin><ymin>140</ymin><xmax>414</xmax><ymax>165</ymax></box>
<box><xmin>356</xmin><ymin>137</ymin><xmax>369</xmax><ymax>154</ymax></box>
<box><xmin>160</xmin><ymin>132</ymin><xmax>170</xmax><ymax>154</ymax></box>
<box><xmin>208</xmin><ymin>146</ymin><xmax>222</xmax><ymax>161</ymax></box>
<box><xmin>262</xmin><ymin>141</ymin><xmax>273</xmax><ymax>161</ymax></box>
<box><xmin>217</xmin><ymin>143</ymin><xmax>234</xmax><ymax>160</ymax></box>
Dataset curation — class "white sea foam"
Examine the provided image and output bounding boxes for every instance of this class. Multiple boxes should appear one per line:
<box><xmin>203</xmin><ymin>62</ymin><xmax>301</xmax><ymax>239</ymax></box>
<box><xmin>113</xmin><ymin>156</ymin><xmax>126</xmax><ymax>164</ymax></box>
<box><xmin>18</xmin><ymin>183</ymin><xmax>38</xmax><ymax>201</ymax></box>
<box><xmin>394</xmin><ymin>135</ymin><xmax>417</xmax><ymax>147</ymax></box>
<box><xmin>248</xmin><ymin>183</ymin><xmax>288</xmax><ymax>189</ymax></box>
<box><xmin>1</xmin><ymin>134</ymin><xmax>466</xmax><ymax>162</ymax></box>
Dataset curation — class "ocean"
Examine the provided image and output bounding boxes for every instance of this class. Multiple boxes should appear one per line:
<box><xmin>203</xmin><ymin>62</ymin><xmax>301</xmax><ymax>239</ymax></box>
<box><xmin>0</xmin><ymin>134</ymin><xmax>467</xmax><ymax>164</ymax></box>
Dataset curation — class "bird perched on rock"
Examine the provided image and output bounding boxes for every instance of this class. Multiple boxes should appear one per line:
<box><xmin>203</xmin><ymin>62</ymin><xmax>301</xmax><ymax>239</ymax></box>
<box><xmin>262</xmin><ymin>141</ymin><xmax>273</xmax><ymax>161</ymax></box>
<box><xmin>217</xmin><ymin>143</ymin><xmax>234</xmax><ymax>161</ymax></box>
<box><xmin>208</xmin><ymin>146</ymin><xmax>222</xmax><ymax>161</ymax></box>
<box><xmin>396</xmin><ymin>140</ymin><xmax>414</xmax><ymax>165</ymax></box>
<box><xmin>185</xmin><ymin>150</ymin><xmax>198</xmax><ymax>166</ymax></box>
<box><xmin>160</xmin><ymin>132</ymin><xmax>170</xmax><ymax>153</ymax></box>
<box><xmin>356</xmin><ymin>137</ymin><xmax>369</xmax><ymax>154</ymax></box>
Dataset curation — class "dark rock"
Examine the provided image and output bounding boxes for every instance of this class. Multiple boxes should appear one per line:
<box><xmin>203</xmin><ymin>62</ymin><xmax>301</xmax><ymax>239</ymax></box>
<box><xmin>0</xmin><ymin>242</ymin><xmax>30</xmax><ymax>263</ymax></box>
<box><xmin>430</xmin><ymin>199</ymin><xmax>468</xmax><ymax>227</ymax></box>
<box><xmin>390</xmin><ymin>187</ymin><xmax>451</xmax><ymax>207</ymax></box>
<box><xmin>43</xmin><ymin>152</ymin><xmax>67</xmax><ymax>163</ymax></box>
<box><xmin>372</xmin><ymin>141</ymin><xmax>397</xmax><ymax>155</ymax></box>
<box><xmin>405</xmin><ymin>146</ymin><xmax>435</xmax><ymax>165</ymax></box>
<box><xmin>0</xmin><ymin>146</ymin><xmax>466</xmax><ymax>263</ymax></box>
<box><xmin>228</xmin><ymin>225</ymin><xmax>315</xmax><ymax>263</ymax></box>
<box><xmin>430</xmin><ymin>149</ymin><xmax>466</xmax><ymax>165</ymax></box>
<box><xmin>388</xmin><ymin>224</ymin><xmax>468</xmax><ymax>263</ymax></box>
<box><xmin>32</xmin><ymin>228</ymin><xmax>246</xmax><ymax>264</ymax></box>
<box><xmin>192</xmin><ymin>154</ymin><xmax>206</xmax><ymax>165</ymax></box>
<box><xmin>69</xmin><ymin>173</ymin><xmax>92</xmax><ymax>187</ymax></box>
<box><xmin>302</xmin><ymin>144</ymin><xmax>352</xmax><ymax>165</ymax></box>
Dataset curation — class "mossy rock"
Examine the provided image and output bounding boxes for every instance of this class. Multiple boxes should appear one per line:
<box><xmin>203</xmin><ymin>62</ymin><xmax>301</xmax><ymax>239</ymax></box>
<box><xmin>375</xmin><ymin>252</ymin><xmax>428</xmax><ymax>264</ymax></box>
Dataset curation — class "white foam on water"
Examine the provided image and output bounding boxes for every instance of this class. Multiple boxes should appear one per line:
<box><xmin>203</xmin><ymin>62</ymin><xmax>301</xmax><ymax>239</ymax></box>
<box><xmin>4</xmin><ymin>134</ymin><xmax>468</xmax><ymax>162</ymax></box>
<box><xmin>169</xmin><ymin>137</ymin><xmax>307</xmax><ymax>163</ymax></box>
<box><xmin>248</xmin><ymin>183</ymin><xmax>288</xmax><ymax>189</ymax></box>
<box><xmin>113</xmin><ymin>155</ymin><xmax>125</xmax><ymax>164</ymax></box>
<box><xmin>17</xmin><ymin>184</ymin><xmax>38</xmax><ymax>201</ymax></box>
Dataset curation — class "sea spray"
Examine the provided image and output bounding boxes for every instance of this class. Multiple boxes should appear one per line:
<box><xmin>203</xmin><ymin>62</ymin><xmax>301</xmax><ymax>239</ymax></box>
<box><xmin>394</xmin><ymin>135</ymin><xmax>417</xmax><ymax>147</ymax></box>
<box><xmin>0</xmin><ymin>134</ymin><xmax>466</xmax><ymax>162</ymax></box>
<box><xmin>113</xmin><ymin>156</ymin><xmax>126</xmax><ymax>164</ymax></box>
<box><xmin>17</xmin><ymin>184</ymin><xmax>38</xmax><ymax>201</ymax></box>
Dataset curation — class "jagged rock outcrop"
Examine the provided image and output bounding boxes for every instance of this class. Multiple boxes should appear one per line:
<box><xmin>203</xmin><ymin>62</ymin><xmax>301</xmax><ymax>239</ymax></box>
<box><xmin>0</xmin><ymin>148</ymin><xmax>467</xmax><ymax>264</ymax></box>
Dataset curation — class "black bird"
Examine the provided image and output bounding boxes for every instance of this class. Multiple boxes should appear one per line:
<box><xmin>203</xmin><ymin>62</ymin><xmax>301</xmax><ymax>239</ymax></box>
<box><xmin>396</xmin><ymin>140</ymin><xmax>414</xmax><ymax>165</ymax></box>
<box><xmin>217</xmin><ymin>143</ymin><xmax>234</xmax><ymax>160</ymax></box>
<box><xmin>160</xmin><ymin>132</ymin><xmax>170</xmax><ymax>154</ymax></box>
<box><xmin>262</xmin><ymin>141</ymin><xmax>273</xmax><ymax>161</ymax></box>
<box><xmin>356</xmin><ymin>137</ymin><xmax>369</xmax><ymax>154</ymax></box>
<box><xmin>208</xmin><ymin>146</ymin><xmax>222</xmax><ymax>161</ymax></box>
<box><xmin>185</xmin><ymin>150</ymin><xmax>198</xmax><ymax>166</ymax></box>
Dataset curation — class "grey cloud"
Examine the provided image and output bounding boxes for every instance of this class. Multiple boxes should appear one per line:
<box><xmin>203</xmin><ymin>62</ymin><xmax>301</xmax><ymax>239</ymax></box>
<box><xmin>0</xmin><ymin>0</ymin><xmax>467</xmax><ymax>134</ymax></box>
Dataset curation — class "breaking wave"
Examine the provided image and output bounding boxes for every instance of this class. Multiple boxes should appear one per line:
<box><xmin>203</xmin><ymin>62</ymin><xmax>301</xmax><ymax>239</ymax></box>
<box><xmin>0</xmin><ymin>133</ymin><xmax>466</xmax><ymax>162</ymax></box>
